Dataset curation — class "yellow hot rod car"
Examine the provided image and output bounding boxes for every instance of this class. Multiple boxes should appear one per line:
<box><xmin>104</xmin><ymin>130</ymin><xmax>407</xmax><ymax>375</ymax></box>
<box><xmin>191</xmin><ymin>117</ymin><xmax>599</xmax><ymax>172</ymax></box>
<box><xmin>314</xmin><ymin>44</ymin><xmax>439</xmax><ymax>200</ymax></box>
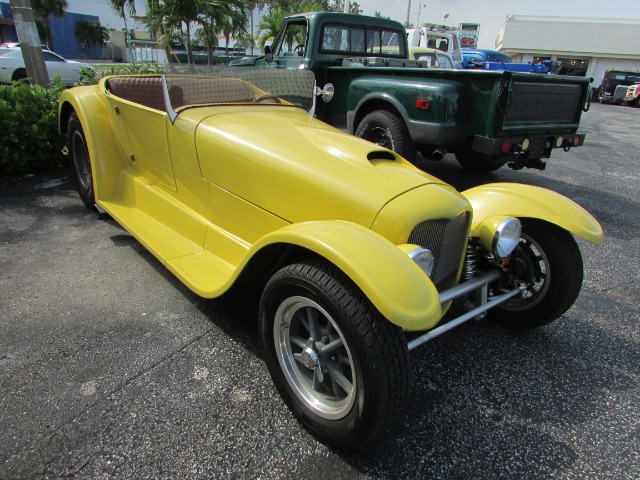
<box><xmin>58</xmin><ymin>70</ymin><xmax>602</xmax><ymax>447</ymax></box>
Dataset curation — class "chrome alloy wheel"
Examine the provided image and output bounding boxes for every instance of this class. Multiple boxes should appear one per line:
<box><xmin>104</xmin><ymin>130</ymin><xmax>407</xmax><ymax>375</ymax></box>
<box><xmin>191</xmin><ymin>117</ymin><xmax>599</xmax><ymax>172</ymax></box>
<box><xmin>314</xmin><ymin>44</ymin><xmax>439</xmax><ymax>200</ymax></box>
<box><xmin>273</xmin><ymin>296</ymin><xmax>357</xmax><ymax>420</ymax></box>
<box><xmin>501</xmin><ymin>232</ymin><xmax>551</xmax><ymax>311</ymax></box>
<box><xmin>365</xmin><ymin>126</ymin><xmax>395</xmax><ymax>150</ymax></box>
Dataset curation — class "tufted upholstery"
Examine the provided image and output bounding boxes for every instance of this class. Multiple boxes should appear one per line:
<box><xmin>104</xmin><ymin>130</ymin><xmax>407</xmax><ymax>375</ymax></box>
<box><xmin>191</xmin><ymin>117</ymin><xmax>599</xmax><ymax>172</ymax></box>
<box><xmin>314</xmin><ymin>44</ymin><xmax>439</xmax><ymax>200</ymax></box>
<box><xmin>107</xmin><ymin>76</ymin><xmax>165</xmax><ymax>111</ymax></box>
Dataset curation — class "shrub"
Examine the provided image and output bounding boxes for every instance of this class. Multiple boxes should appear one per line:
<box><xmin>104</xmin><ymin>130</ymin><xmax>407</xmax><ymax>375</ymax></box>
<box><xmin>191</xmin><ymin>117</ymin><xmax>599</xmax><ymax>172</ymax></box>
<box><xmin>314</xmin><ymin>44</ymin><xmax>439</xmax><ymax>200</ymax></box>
<box><xmin>0</xmin><ymin>78</ymin><xmax>66</xmax><ymax>174</ymax></box>
<box><xmin>79</xmin><ymin>63</ymin><xmax>164</xmax><ymax>85</ymax></box>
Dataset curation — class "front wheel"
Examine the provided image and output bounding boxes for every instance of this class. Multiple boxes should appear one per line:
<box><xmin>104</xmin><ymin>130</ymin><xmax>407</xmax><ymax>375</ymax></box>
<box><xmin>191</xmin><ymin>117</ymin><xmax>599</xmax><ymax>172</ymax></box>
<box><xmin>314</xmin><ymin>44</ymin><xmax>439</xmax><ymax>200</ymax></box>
<box><xmin>260</xmin><ymin>260</ymin><xmax>410</xmax><ymax>448</ymax></box>
<box><xmin>490</xmin><ymin>219</ymin><xmax>584</xmax><ymax>328</ymax></box>
<box><xmin>355</xmin><ymin>109</ymin><xmax>417</xmax><ymax>162</ymax></box>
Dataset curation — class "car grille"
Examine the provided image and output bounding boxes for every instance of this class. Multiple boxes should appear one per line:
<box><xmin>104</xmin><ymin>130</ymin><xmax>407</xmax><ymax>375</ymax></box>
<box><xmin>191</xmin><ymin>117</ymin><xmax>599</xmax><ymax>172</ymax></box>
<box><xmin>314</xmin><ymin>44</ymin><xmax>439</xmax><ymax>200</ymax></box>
<box><xmin>408</xmin><ymin>212</ymin><xmax>470</xmax><ymax>291</ymax></box>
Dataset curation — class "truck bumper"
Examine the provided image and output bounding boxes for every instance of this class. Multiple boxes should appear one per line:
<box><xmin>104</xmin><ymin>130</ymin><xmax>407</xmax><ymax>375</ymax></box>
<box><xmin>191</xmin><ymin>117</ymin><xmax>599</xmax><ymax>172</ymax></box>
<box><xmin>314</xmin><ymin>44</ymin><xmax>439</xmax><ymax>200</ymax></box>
<box><xmin>472</xmin><ymin>133</ymin><xmax>585</xmax><ymax>159</ymax></box>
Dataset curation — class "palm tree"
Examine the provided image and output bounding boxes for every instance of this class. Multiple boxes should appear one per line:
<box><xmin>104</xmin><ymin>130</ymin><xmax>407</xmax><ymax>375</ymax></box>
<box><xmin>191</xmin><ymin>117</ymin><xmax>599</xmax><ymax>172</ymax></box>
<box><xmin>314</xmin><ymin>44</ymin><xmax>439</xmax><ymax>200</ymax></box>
<box><xmin>145</xmin><ymin>0</ymin><xmax>249</xmax><ymax>66</ymax></box>
<box><xmin>107</xmin><ymin>0</ymin><xmax>136</xmax><ymax>60</ymax></box>
<box><xmin>257</xmin><ymin>7</ymin><xmax>285</xmax><ymax>52</ymax></box>
<box><xmin>75</xmin><ymin>20</ymin><xmax>110</xmax><ymax>58</ymax></box>
<box><xmin>31</xmin><ymin>0</ymin><xmax>68</xmax><ymax>49</ymax></box>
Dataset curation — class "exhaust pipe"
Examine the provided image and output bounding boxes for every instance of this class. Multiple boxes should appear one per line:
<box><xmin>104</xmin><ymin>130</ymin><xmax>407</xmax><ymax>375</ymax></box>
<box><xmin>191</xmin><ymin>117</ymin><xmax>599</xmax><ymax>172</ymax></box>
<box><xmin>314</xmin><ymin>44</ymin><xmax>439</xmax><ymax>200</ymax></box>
<box><xmin>423</xmin><ymin>148</ymin><xmax>446</xmax><ymax>161</ymax></box>
<box><xmin>430</xmin><ymin>148</ymin><xmax>446</xmax><ymax>161</ymax></box>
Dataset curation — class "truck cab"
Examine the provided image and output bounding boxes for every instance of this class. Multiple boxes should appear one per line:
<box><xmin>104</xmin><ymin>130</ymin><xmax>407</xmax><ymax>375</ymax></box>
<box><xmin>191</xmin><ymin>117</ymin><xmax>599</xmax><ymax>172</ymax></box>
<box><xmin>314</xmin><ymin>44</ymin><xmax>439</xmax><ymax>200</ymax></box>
<box><xmin>406</xmin><ymin>25</ymin><xmax>464</xmax><ymax>68</ymax></box>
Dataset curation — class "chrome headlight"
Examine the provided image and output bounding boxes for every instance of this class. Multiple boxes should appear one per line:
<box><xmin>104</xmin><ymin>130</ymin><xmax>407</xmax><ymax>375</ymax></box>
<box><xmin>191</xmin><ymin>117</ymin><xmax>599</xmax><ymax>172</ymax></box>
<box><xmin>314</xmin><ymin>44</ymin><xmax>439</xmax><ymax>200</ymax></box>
<box><xmin>493</xmin><ymin>217</ymin><xmax>522</xmax><ymax>258</ymax></box>
<box><xmin>408</xmin><ymin>247</ymin><xmax>435</xmax><ymax>278</ymax></box>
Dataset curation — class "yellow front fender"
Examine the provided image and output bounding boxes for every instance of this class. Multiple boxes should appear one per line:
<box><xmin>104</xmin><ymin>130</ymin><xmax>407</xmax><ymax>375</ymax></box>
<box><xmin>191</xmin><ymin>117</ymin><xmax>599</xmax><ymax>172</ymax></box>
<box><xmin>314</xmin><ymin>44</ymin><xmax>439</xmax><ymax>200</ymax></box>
<box><xmin>251</xmin><ymin>220</ymin><xmax>443</xmax><ymax>331</ymax></box>
<box><xmin>462</xmin><ymin>183</ymin><xmax>603</xmax><ymax>243</ymax></box>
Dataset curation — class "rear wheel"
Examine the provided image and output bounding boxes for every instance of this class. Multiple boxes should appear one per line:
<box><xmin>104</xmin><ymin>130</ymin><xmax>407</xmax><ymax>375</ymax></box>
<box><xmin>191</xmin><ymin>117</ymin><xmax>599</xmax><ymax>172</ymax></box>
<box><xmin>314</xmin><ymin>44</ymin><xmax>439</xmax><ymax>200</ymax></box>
<box><xmin>12</xmin><ymin>68</ymin><xmax>27</xmax><ymax>82</ymax></box>
<box><xmin>490</xmin><ymin>219</ymin><xmax>583</xmax><ymax>328</ymax></box>
<box><xmin>260</xmin><ymin>259</ymin><xmax>410</xmax><ymax>448</ymax></box>
<box><xmin>355</xmin><ymin>109</ymin><xmax>417</xmax><ymax>162</ymax></box>
<box><xmin>455</xmin><ymin>152</ymin><xmax>506</xmax><ymax>172</ymax></box>
<box><xmin>68</xmin><ymin>112</ymin><xmax>95</xmax><ymax>208</ymax></box>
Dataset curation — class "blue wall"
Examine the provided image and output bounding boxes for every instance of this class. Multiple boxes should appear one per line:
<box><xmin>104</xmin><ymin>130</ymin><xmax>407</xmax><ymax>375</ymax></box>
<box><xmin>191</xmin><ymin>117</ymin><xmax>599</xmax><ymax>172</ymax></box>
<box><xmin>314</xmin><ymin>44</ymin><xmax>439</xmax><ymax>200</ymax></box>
<box><xmin>49</xmin><ymin>12</ymin><xmax>100</xmax><ymax>59</ymax></box>
<box><xmin>0</xmin><ymin>3</ymin><xmax>18</xmax><ymax>44</ymax></box>
<box><xmin>0</xmin><ymin>2</ymin><xmax>101</xmax><ymax>59</ymax></box>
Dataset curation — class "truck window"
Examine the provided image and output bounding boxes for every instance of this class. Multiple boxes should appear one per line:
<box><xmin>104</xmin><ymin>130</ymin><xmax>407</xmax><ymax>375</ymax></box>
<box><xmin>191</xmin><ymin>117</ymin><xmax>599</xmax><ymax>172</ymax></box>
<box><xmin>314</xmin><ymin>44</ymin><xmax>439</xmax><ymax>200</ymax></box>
<box><xmin>274</xmin><ymin>21</ymin><xmax>308</xmax><ymax>57</ymax></box>
<box><xmin>320</xmin><ymin>24</ymin><xmax>405</xmax><ymax>57</ymax></box>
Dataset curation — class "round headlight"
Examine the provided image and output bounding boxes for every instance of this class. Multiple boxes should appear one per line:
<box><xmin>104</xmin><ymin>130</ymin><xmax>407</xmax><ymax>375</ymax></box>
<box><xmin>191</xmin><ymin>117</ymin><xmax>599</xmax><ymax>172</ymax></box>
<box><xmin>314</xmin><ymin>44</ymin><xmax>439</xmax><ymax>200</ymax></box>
<box><xmin>493</xmin><ymin>217</ymin><xmax>522</xmax><ymax>258</ymax></box>
<box><xmin>408</xmin><ymin>247</ymin><xmax>435</xmax><ymax>278</ymax></box>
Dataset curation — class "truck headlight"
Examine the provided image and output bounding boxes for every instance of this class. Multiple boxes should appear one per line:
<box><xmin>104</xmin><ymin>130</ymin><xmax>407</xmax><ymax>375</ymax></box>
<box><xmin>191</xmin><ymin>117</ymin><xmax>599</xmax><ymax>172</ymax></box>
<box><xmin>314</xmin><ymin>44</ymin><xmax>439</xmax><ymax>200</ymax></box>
<box><xmin>478</xmin><ymin>216</ymin><xmax>522</xmax><ymax>259</ymax></box>
<box><xmin>408</xmin><ymin>247</ymin><xmax>435</xmax><ymax>278</ymax></box>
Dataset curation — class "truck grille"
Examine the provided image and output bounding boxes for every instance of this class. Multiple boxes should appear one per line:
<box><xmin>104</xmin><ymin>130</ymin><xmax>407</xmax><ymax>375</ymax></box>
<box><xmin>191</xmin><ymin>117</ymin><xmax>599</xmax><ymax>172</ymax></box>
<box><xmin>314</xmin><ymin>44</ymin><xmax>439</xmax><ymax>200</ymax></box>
<box><xmin>408</xmin><ymin>212</ymin><xmax>470</xmax><ymax>291</ymax></box>
<box><xmin>613</xmin><ymin>85</ymin><xmax>629</xmax><ymax>100</ymax></box>
<box><xmin>503</xmin><ymin>82</ymin><xmax>583</xmax><ymax>125</ymax></box>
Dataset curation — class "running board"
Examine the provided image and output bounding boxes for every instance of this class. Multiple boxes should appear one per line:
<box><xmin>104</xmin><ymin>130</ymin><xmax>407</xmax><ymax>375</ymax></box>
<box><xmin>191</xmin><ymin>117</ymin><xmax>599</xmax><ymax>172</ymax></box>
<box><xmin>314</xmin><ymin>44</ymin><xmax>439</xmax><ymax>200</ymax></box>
<box><xmin>407</xmin><ymin>271</ymin><xmax>525</xmax><ymax>351</ymax></box>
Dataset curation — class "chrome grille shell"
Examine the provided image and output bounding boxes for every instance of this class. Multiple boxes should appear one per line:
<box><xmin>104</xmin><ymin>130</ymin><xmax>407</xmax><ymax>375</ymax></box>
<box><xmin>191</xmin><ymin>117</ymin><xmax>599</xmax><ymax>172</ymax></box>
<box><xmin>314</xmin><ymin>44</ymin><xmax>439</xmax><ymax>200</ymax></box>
<box><xmin>408</xmin><ymin>212</ymin><xmax>470</xmax><ymax>291</ymax></box>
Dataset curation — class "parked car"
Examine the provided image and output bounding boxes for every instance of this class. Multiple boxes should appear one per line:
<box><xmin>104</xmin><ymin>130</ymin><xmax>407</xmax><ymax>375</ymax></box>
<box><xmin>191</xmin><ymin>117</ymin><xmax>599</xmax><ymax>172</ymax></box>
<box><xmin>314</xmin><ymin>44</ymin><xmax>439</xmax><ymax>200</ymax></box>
<box><xmin>461</xmin><ymin>48</ymin><xmax>511</xmax><ymax>66</ymax></box>
<box><xmin>408</xmin><ymin>46</ymin><xmax>454</xmax><ymax>68</ymax></box>
<box><xmin>58</xmin><ymin>70</ymin><xmax>602</xmax><ymax>447</ymax></box>
<box><xmin>0</xmin><ymin>46</ymin><xmax>91</xmax><ymax>85</ymax></box>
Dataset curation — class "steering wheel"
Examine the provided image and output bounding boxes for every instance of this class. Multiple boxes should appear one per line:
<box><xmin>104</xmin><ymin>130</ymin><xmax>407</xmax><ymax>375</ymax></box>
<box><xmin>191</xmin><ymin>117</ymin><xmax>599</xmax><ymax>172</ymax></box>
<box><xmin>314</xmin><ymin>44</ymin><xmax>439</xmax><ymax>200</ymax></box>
<box><xmin>294</xmin><ymin>44</ymin><xmax>305</xmax><ymax>56</ymax></box>
<box><xmin>252</xmin><ymin>94</ymin><xmax>283</xmax><ymax>104</ymax></box>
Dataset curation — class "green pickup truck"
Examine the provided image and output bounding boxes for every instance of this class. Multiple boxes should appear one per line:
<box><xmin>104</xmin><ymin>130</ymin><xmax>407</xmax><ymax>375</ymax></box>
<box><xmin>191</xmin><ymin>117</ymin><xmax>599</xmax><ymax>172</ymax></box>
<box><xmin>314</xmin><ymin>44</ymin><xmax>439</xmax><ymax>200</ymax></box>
<box><xmin>230</xmin><ymin>12</ymin><xmax>591</xmax><ymax>172</ymax></box>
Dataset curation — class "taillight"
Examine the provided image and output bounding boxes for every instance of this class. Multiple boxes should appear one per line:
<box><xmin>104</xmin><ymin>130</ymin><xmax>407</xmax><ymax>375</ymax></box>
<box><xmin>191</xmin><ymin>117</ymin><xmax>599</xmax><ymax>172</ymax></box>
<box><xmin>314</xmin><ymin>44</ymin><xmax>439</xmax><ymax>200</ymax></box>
<box><xmin>500</xmin><ymin>139</ymin><xmax>512</xmax><ymax>154</ymax></box>
<box><xmin>415</xmin><ymin>98</ymin><xmax>430</xmax><ymax>110</ymax></box>
<box><xmin>572</xmin><ymin>135</ymin><xmax>581</xmax><ymax>146</ymax></box>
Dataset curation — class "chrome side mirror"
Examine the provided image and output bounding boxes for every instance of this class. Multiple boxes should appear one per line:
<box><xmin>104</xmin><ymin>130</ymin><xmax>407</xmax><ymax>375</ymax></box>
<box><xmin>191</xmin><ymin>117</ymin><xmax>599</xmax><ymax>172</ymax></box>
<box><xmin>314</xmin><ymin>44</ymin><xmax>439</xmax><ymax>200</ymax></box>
<box><xmin>315</xmin><ymin>83</ymin><xmax>334</xmax><ymax>103</ymax></box>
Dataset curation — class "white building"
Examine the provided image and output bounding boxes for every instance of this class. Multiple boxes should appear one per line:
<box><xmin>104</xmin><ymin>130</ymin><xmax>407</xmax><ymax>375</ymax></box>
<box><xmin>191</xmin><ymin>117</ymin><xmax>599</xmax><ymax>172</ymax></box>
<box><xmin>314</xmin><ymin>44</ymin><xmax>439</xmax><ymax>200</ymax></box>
<box><xmin>495</xmin><ymin>15</ymin><xmax>640</xmax><ymax>92</ymax></box>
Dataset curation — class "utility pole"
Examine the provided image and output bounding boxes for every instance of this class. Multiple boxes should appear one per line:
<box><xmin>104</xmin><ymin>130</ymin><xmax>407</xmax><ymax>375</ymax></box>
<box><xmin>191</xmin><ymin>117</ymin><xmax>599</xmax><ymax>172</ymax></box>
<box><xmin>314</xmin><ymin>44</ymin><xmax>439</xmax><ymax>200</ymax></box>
<box><xmin>405</xmin><ymin>0</ymin><xmax>411</xmax><ymax>26</ymax></box>
<box><xmin>9</xmin><ymin>0</ymin><xmax>49</xmax><ymax>85</ymax></box>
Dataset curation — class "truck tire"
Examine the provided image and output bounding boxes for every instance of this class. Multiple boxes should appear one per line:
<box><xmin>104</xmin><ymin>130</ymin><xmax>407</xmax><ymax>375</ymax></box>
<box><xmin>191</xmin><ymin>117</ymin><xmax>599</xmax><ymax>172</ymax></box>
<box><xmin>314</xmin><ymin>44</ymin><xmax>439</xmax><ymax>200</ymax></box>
<box><xmin>489</xmin><ymin>219</ymin><xmax>583</xmax><ymax>329</ymax></box>
<box><xmin>355</xmin><ymin>110</ymin><xmax>417</xmax><ymax>162</ymax></box>
<box><xmin>455</xmin><ymin>152</ymin><xmax>505</xmax><ymax>172</ymax></box>
<box><xmin>260</xmin><ymin>259</ymin><xmax>410</xmax><ymax>448</ymax></box>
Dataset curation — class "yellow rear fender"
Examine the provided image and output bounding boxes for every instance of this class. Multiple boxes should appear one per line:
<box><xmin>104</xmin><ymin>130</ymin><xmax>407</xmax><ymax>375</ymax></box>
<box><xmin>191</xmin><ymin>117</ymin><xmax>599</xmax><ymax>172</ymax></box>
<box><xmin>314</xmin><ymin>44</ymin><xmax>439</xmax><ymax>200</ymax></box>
<box><xmin>462</xmin><ymin>183</ymin><xmax>603</xmax><ymax>243</ymax></box>
<box><xmin>58</xmin><ymin>86</ymin><xmax>122</xmax><ymax>201</ymax></box>
<box><xmin>249</xmin><ymin>220</ymin><xmax>443</xmax><ymax>331</ymax></box>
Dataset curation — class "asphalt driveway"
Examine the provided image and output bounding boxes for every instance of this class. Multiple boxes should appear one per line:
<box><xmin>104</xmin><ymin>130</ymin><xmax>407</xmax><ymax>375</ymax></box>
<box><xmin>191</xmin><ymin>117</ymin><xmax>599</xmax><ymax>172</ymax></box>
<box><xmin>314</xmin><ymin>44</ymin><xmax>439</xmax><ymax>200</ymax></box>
<box><xmin>1</xmin><ymin>102</ymin><xmax>638</xmax><ymax>478</ymax></box>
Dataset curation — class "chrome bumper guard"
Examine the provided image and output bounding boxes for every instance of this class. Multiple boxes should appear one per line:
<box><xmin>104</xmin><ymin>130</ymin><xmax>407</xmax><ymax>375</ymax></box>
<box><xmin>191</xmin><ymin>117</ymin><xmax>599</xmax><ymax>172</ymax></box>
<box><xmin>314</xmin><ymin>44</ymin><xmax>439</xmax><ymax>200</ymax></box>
<box><xmin>407</xmin><ymin>270</ymin><xmax>525</xmax><ymax>351</ymax></box>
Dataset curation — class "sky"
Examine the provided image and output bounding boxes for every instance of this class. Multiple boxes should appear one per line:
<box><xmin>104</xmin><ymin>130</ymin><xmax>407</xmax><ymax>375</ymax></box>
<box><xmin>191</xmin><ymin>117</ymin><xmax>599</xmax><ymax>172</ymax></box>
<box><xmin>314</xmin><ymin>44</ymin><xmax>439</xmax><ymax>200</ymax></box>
<box><xmin>66</xmin><ymin>0</ymin><xmax>639</xmax><ymax>49</ymax></box>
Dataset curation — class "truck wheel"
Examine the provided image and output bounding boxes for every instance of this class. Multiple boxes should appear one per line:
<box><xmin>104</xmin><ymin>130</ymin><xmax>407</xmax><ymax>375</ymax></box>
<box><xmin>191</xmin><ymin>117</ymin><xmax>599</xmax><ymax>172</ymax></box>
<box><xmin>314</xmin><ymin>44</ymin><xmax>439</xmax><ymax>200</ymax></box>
<box><xmin>68</xmin><ymin>112</ymin><xmax>95</xmax><ymax>208</ymax></box>
<box><xmin>455</xmin><ymin>152</ymin><xmax>505</xmax><ymax>172</ymax></box>
<box><xmin>355</xmin><ymin>110</ymin><xmax>417</xmax><ymax>162</ymax></box>
<box><xmin>490</xmin><ymin>219</ymin><xmax>583</xmax><ymax>329</ymax></box>
<box><xmin>260</xmin><ymin>259</ymin><xmax>410</xmax><ymax>448</ymax></box>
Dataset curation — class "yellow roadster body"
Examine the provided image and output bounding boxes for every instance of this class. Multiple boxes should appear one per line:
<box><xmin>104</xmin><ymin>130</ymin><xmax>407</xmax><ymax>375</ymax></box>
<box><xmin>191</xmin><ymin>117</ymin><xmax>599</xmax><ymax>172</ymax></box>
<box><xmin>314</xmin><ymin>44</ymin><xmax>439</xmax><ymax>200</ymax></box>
<box><xmin>58</xmin><ymin>71</ymin><xmax>602</xmax><ymax>446</ymax></box>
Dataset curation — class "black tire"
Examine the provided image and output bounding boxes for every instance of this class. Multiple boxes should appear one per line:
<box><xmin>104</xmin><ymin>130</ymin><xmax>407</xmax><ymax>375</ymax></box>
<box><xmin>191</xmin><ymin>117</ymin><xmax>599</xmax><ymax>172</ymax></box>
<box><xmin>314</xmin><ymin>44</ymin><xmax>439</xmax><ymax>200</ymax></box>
<box><xmin>355</xmin><ymin>109</ymin><xmax>417</xmax><ymax>162</ymax></box>
<box><xmin>67</xmin><ymin>112</ymin><xmax>95</xmax><ymax>208</ymax></box>
<box><xmin>12</xmin><ymin>68</ymin><xmax>27</xmax><ymax>82</ymax></box>
<box><xmin>455</xmin><ymin>152</ymin><xmax>506</xmax><ymax>172</ymax></box>
<box><xmin>490</xmin><ymin>219</ymin><xmax>583</xmax><ymax>329</ymax></box>
<box><xmin>260</xmin><ymin>259</ymin><xmax>410</xmax><ymax>448</ymax></box>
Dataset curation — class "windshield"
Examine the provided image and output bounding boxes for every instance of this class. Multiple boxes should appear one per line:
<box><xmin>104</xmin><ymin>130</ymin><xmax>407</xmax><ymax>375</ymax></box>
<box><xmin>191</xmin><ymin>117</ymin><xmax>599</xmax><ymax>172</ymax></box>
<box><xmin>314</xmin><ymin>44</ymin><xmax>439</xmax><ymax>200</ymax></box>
<box><xmin>163</xmin><ymin>69</ymin><xmax>316</xmax><ymax>115</ymax></box>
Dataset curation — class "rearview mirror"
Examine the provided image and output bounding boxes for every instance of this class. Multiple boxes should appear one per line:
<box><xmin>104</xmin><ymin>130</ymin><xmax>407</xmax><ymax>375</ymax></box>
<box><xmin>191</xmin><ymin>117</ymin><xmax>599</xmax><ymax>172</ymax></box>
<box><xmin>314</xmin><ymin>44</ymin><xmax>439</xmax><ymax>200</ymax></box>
<box><xmin>265</xmin><ymin>46</ymin><xmax>273</xmax><ymax>64</ymax></box>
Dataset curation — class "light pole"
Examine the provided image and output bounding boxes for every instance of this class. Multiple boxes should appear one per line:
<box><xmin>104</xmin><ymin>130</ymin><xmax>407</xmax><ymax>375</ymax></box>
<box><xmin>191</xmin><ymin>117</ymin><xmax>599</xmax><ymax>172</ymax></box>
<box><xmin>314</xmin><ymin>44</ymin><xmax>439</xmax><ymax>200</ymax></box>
<box><xmin>8</xmin><ymin>0</ymin><xmax>49</xmax><ymax>85</ymax></box>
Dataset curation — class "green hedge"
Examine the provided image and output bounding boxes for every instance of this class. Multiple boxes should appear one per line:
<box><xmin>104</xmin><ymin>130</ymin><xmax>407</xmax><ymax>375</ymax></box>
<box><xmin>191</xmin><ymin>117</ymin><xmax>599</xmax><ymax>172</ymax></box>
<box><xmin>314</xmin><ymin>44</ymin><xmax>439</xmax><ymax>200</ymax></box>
<box><xmin>0</xmin><ymin>79</ymin><xmax>66</xmax><ymax>174</ymax></box>
<box><xmin>0</xmin><ymin>64</ymin><xmax>163</xmax><ymax>175</ymax></box>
